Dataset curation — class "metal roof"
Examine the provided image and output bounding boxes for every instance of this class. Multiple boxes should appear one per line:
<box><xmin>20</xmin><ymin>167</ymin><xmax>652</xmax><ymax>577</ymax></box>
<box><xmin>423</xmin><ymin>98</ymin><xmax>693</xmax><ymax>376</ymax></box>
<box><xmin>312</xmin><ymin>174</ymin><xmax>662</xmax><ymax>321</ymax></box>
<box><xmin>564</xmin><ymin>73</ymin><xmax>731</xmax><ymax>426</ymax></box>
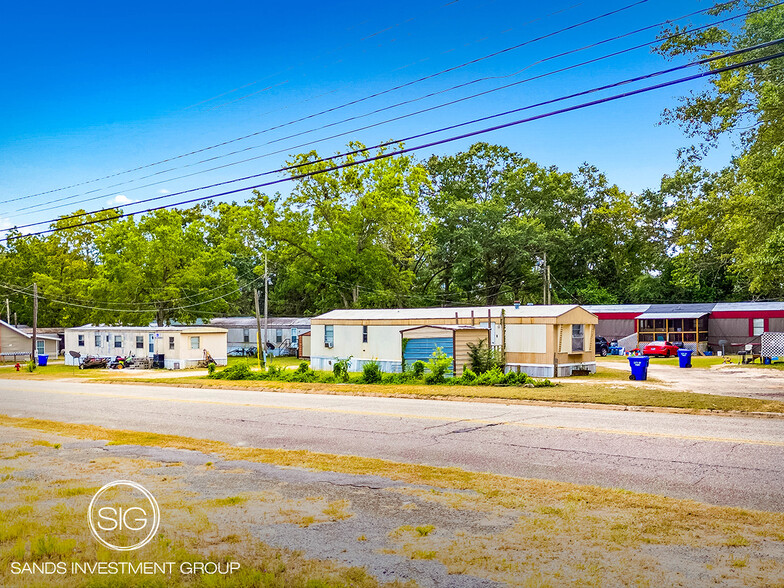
<box><xmin>314</xmin><ymin>305</ymin><xmax>584</xmax><ymax>321</ymax></box>
<box><xmin>713</xmin><ymin>302</ymin><xmax>784</xmax><ymax>312</ymax></box>
<box><xmin>583</xmin><ymin>304</ymin><xmax>650</xmax><ymax>314</ymax></box>
<box><xmin>636</xmin><ymin>311</ymin><xmax>709</xmax><ymax>320</ymax></box>
<box><xmin>209</xmin><ymin>317</ymin><xmax>311</xmax><ymax>328</ymax></box>
<box><xmin>0</xmin><ymin>320</ymin><xmax>59</xmax><ymax>340</ymax></box>
<box><xmin>400</xmin><ymin>324</ymin><xmax>489</xmax><ymax>332</ymax></box>
<box><xmin>67</xmin><ymin>324</ymin><xmax>227</xmax><ymax>333</ymax></box>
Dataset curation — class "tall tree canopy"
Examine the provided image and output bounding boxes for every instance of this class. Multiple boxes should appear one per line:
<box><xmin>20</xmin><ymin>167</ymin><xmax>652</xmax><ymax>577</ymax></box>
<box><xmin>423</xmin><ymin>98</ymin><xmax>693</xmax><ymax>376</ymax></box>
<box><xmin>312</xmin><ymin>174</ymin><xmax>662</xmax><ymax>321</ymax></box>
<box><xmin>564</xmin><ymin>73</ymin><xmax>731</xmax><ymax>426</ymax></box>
<box><xmin>657</xmin><ymin>1</ymin><xmax>784</xmax><ymax>299</ymax></box>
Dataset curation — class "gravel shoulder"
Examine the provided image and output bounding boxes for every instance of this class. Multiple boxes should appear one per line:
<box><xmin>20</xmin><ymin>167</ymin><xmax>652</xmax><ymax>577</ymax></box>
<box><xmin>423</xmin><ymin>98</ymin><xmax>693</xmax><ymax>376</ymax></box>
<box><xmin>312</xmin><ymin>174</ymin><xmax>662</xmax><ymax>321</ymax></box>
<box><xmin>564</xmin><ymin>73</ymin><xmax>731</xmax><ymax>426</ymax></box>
<box><xmin>599</xmin><ymin>360</ymin><xmax>784</xmax><ymax>400</ymax></box>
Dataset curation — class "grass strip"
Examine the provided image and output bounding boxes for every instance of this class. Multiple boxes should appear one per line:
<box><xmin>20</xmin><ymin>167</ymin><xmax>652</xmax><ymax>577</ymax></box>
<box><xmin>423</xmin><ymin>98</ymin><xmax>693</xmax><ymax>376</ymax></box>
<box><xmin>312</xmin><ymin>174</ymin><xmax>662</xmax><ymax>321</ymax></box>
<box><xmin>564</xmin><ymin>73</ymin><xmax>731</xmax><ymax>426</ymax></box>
<box><xmin>103</xmin><ymin>376</ymin><xmax>784</xmax><ymax>414</ymax></box>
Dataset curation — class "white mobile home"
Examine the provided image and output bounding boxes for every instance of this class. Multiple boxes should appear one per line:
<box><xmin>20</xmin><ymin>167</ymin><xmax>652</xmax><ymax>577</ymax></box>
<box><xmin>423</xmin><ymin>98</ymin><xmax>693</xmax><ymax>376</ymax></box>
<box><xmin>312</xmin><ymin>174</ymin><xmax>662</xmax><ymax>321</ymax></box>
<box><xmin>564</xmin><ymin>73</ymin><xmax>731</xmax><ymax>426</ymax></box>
<box><xmin>64</xmin><ymin>325</ymin><xmax>228</xmax><ymax>369</ymax></box>
<box><xmin>208</xmin><ymin>317</ymin><xmax>310</xmax><ymax>356</ymax></box>
<box><xmin>310</xmin><ymin>305</ymin><xmax>598</xmax><ymax>378</ymax></box>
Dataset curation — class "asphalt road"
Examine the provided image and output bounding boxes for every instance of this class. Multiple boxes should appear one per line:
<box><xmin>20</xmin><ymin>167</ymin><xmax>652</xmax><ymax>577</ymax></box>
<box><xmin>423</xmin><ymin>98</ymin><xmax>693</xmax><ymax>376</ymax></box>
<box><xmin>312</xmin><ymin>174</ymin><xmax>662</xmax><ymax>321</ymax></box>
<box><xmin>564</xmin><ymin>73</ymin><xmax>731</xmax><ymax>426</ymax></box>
<box><xmin>1</xmin><ymin>379</ymin><xmax>783</xmax><ymax>511</ymax></box>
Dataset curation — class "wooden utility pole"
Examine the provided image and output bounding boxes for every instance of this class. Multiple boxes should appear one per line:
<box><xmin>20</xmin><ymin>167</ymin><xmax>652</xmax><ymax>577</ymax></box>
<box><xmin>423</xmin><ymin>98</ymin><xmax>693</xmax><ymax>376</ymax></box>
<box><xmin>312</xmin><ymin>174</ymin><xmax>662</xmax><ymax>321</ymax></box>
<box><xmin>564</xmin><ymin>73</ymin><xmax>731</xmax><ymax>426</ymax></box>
<box><xmin>5</xmin><ymin>298</ymin><xmax>9</xmax><ymax>324</ymax></box>
<box><xmin>31</xmin><ymin>283</ymin><xmax>38</xmax><ymax>364</ymax></box>
<box><xmin>542</xmin><ymin>252</ymin><xmax>547</xmax><ymax>306</ymax></box>
<box><xmin>253</xmin><ymin>288</ymin><xmax>263</xmax><ymax>370</ymax></box>
<box><xmin>263</xmin><ymin>252</ymin><xmax>269</xmax><ymax>366</ymax></box>
<box><xmin>547</xmin><ymin>265</ymin><xmax>551</xmax><ymax>305</ymax></box>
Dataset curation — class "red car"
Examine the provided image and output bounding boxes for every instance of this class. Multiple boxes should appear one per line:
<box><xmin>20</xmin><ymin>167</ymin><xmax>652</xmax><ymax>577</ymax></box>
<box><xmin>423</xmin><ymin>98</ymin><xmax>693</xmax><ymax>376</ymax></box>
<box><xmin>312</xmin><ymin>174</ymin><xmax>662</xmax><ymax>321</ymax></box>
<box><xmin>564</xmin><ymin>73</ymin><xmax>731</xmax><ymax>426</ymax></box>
<box><xmin>643</xmin><ymin>341</ymin><xmax>680</xmax><ymax>358</ymax></box>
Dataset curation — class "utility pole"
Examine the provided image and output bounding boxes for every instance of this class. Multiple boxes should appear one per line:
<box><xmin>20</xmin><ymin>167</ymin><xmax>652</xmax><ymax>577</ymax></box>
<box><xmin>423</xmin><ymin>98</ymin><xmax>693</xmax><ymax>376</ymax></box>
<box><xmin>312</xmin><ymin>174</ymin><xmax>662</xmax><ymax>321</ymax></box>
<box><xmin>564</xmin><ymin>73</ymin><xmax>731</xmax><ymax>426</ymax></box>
<box><xmin>263</xmin><ymin>252</ymin><xmax>269</xmax><ymax>366</ymax></box>
<box><xmin>542</xmin><ymin>252</ymin><xmax>547</xmax><ymax>306</ymax></box>
<box><xmin>31</xmin><ymin>283</ymin><xmax>38</xmax><ymax>364</ymax></box>
<box><xmin>253</xmin><ymin>288</ymin><xmax>263</xmax><ymax>370</ymax></box>
<box><xmin>5</xmin><ymin>298</ymin><xmax>9</xmax><ymax>324</ymax></box>
<box><xmin>547</xmin><ymin>264</ymin><xmax>551</xmax><ymax>305</ymax></box>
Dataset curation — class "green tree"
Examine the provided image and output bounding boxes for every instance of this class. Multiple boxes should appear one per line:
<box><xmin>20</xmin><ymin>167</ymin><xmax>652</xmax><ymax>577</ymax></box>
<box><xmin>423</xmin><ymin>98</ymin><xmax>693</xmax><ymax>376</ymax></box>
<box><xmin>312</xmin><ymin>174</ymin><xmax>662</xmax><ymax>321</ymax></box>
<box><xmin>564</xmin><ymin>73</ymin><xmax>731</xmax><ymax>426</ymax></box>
<box><xmin>89</xmin><ymin>207</ymin><xmax>237</xmax><ymax>325</ymax></box>
<box><xmin>657</xmin><ymin>1</ymin><xmax>784</xmax><ymax>298</ymax></box>
<box><xmin>258</xmin><ymin>142</ymin><xmax>428</xmax><ymax>314</ymax></box>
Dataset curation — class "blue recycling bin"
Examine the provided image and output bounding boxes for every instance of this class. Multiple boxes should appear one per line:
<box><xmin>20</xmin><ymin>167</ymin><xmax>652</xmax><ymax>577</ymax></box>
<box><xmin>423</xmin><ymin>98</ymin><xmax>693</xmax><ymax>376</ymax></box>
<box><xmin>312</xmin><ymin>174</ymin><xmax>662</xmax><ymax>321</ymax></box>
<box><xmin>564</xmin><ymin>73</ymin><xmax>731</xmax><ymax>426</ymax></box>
<box><xmin>38</xmin><ymin>355</ymin><xmax>49</xmax><ymax>366</ymax></box>
<box><xmin>628</xmin><ymin>356</ymin><xmax>649</xmax><ymax>381</ymax></box>
<box><xmin>677</xmin><ymin>349</ymin><xmax>693</xmax><ymax>368</ymax></box>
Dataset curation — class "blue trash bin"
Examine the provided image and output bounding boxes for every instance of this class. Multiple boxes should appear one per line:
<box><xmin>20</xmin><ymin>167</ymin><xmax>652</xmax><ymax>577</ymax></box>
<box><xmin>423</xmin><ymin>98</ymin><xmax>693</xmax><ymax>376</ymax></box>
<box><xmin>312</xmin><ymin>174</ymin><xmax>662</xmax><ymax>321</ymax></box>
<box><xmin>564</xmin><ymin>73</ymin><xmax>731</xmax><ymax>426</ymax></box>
<box><xmin>38</xmin><ymin>355</ymin><xmax>49</xmax><ymax>366</ymax></box>
<box><xmin>677</xmin><ymin>349</ymin><xmax>693</xmax><ymax>368</ymax></box>
<box><xmin>628</xmin><ymin>356</ymin><xmax>649</xmax><ymax>380</ymax></box>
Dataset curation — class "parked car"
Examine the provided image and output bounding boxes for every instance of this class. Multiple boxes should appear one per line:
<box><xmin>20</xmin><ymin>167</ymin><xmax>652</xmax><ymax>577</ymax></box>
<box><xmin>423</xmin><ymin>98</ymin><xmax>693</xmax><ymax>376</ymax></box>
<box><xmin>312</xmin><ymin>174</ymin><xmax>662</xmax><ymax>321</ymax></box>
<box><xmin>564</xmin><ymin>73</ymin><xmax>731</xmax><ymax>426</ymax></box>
<box><xmin>595</xmin><ymin>336</ymin><xmax>610</xmax><ymax>357</ymax></box>
<box><xmin>643</xmin><ymin>341</ymin><xmax>680</xmax><ymax>358</ymax></box>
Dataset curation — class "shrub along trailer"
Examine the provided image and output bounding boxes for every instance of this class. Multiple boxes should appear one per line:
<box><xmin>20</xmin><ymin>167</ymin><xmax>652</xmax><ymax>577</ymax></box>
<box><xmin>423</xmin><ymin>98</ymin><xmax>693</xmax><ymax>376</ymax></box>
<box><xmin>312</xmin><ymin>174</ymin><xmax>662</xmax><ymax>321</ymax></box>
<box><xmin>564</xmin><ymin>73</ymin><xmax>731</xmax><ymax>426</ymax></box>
<box><xmin>310</xmin><ymin>305</ymin><xmax>598</xmax><ymax>378</ymax></box>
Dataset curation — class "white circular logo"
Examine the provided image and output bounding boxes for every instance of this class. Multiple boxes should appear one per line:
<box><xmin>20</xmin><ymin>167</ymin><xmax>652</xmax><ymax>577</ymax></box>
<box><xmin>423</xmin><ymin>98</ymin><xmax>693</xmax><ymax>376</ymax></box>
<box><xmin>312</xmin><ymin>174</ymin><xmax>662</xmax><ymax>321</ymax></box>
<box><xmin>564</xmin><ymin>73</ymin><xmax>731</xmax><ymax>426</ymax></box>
<box><xmin>87</xmin><ymin>480</ymin><xmax>160</xmax><ymax>551</ymax></box>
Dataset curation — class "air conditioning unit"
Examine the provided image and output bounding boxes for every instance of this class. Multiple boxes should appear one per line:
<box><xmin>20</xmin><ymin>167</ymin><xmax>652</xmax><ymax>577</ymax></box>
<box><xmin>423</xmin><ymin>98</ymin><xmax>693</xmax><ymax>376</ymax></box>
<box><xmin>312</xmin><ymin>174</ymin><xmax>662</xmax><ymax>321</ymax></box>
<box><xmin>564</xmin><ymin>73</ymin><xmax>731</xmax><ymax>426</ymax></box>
<box><xmin>325</xmin><ymin>342</ymin><xmax>334</xmax><ymax>348</ymax></box>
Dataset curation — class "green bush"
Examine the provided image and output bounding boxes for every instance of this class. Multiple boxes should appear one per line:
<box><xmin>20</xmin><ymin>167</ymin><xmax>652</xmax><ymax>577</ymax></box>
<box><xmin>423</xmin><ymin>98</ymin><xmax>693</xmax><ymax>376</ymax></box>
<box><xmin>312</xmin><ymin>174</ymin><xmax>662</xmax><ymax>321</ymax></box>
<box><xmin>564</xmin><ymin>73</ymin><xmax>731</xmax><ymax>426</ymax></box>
<box><xmin>459</xmin><ymin>368</ymin><xmax>477</xmax><ymax>384</ymax></box>
<box><xmin>475</xmin><ymin>366</ymin><xmax>504</xmax><ymax>386</ymax></box>
<box><xmin>361</xmin><ymin>361</ymin><xmax>382</xmax><ymax>384</ymax></box>
<box><xmin>25</xmin><ymin>359</ymin><xmax>36</xmax><ymax>373</ymax></box>
<box><xmin>505</xmin><ymin>371</ymin><xmax>520</xmax><ymax>385</ymax></box>
<box><xmin>206</xmin><ymin>363</ymin><xmax>216</xmax><ymax>375</ymax></box>
<box><xmin>333</xmin><ymin>357</ymin><xmax>352</xmax><ymax>382</ymax></box>
<box><xmin>466</xmin><ymin>339</ymin><xmax>505</xmax><ymax>374</ymax></box>
<box><xmin>211</xmin><ymin>363</ymin><xmax>252</xmax><ymax>380</ymax></box>
<box><xmin>411</xmin><ymin>361</ymin><xmax>426</xmax><ymax>379</ymax></box>
<box><xmin>424</xmin><ymin>347</ymin><xmax>452</xmax><ymax>384</ymax></box>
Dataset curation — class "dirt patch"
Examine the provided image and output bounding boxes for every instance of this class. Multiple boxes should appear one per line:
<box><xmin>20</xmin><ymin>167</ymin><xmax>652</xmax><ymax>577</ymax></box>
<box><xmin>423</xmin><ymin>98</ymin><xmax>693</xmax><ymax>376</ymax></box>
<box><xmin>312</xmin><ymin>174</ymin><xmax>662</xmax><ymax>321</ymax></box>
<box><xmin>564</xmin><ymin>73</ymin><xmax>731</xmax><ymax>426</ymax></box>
<box><xmin>602</xmin><ymin>361</ymin><xmax>784</xmax><ymax>401</ymax></box>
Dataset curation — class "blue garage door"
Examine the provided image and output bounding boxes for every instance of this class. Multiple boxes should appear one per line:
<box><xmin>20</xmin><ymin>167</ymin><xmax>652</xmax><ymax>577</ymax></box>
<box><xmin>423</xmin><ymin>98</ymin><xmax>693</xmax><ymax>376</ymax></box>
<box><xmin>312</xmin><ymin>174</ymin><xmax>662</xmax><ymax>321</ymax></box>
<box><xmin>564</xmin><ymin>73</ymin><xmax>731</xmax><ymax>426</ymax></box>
<box><xmin>403</xmin><ymin>337</ymin><xmax>453</xmax><ymax>375</ymax></box>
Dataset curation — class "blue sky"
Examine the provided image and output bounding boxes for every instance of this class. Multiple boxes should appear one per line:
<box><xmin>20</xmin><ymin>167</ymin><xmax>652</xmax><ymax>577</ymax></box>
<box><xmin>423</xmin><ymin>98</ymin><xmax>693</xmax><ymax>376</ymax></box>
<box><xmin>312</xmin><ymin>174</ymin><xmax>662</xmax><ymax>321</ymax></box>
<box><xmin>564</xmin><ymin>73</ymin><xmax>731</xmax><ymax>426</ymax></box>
<box><xmin>0</xmin><ymin>0</ymin><xmax>744</xmax><ymax>233</ymax></box>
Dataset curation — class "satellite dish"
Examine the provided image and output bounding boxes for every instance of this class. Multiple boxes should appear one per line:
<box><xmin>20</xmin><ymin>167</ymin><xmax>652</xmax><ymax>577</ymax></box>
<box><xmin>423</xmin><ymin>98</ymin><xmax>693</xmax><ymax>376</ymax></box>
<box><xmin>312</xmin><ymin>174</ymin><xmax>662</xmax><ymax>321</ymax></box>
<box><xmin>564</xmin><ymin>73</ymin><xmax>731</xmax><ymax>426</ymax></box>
<box><xmin>69</xmin><ymin>351</ymin><xmax>81</xmax><ymax>359</ymax></box>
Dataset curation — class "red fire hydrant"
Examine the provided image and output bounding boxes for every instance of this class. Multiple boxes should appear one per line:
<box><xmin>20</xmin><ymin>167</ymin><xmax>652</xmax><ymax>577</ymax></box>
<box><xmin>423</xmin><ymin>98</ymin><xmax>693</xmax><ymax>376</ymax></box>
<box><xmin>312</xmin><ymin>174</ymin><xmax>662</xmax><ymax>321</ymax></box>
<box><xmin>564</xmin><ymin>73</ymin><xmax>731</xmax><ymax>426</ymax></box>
<box><xmin>14</xmin><ymin>363</ymin><xmax>20</xmax><ymax>372</ymax></box>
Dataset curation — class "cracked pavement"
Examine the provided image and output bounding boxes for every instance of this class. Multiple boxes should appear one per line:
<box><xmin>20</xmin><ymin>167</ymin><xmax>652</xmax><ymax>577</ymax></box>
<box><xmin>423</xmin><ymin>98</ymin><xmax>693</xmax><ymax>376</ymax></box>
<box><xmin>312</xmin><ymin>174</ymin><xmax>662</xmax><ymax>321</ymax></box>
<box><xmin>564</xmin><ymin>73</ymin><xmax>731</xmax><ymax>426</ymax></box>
<box><xmin>1</xmin><ymin>379</ymin><xmax>783</xmax><ymax>511</ymax></box>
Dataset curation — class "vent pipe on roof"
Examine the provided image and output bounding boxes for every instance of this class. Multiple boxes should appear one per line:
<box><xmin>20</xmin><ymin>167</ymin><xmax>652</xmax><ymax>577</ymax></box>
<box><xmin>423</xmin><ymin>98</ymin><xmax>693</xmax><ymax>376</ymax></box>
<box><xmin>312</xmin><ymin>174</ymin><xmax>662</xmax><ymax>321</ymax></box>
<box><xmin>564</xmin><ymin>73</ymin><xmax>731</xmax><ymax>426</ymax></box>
<box><xmin>471</xmin><ymin>310</ymin><xmax>475</xmax><ymax>325</ymax></box>
<box><xmin>514</xmin><ymin>300</ymin><xmax>520</xmax><ymax>309</ymax></box>
<box><xmin>455</xmin><ymin>311</ymin><xmax>459</xmax><ymax>325</ymax></box>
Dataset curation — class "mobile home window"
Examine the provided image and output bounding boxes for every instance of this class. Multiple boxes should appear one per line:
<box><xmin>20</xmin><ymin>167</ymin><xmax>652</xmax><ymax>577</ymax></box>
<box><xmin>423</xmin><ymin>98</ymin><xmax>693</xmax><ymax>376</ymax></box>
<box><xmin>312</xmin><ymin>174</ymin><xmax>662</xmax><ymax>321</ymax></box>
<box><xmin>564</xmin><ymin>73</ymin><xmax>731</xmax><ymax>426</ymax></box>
<box><xmin>291</xmin><ymin>329</ymin><xmax>298</xmax><ymax>344</ymax></box>
<box><xmin>36</xmin><ymin>340</ymin><xmax>46</xmax><ymax>356</ymax></box>
<box><xmin>190</xmin><ymin>336</ymin><xmax>200</xmax><ymax>350</ymax></box>
<box><xmin>78</xmin><ymin>335</ymin><xmax>84</xmax><ymax>347</ymax></box>
<box><xmin>243</xmin><ymin>328</ymin><xmax>250</xmax><ymax>343</ymax></box>
<box><xmin>276</xmin><ymin>329</ymin><xmax>283</xmax><ymax>343</ymax></box>
<box><xmin>324</xmin><ymin>325</ymin><xmax>334</xmax><ymax>347</ymax></box>
<box><xmin>362</xmin><ymin>325</ymin><xmax>368</xmax><ymax>343</ymax></box>
<box><xmin>114</xmin><ymin>335</ymin><xmax>122</xmax><ymax>348</ymax></box>
<box><xmin>94</xmin><ymin>334</ymin><xmax>101</xmax><ymax>347</ymax></box>
<box><xmin>571</xmin><ymin>325</ymin><xmax>584</xmax><ymax>352</ymax></box>
<box><xmin>169</xmin><ymin>336</ymin><xmax>175</xmax><ymax>350</ymax></box>
<box><xmin>136</xmin><ymin>335</ymin><xmax>144</xmax><ymax>349</ymax></box>
<box><xmin>753</xmin><ymin>318</ymin><xmax>765</xmax><ymax>336</ymax></box>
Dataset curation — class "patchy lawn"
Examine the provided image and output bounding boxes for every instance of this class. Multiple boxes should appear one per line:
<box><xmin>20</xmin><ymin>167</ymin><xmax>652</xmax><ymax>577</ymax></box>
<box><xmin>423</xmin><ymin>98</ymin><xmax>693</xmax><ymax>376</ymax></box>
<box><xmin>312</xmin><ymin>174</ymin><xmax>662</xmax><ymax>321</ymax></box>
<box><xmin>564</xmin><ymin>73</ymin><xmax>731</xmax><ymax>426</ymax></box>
<box><xmin>2</xmin><ymin>415</ymin><xmax>783</xmax><ymax>587</ymax></box>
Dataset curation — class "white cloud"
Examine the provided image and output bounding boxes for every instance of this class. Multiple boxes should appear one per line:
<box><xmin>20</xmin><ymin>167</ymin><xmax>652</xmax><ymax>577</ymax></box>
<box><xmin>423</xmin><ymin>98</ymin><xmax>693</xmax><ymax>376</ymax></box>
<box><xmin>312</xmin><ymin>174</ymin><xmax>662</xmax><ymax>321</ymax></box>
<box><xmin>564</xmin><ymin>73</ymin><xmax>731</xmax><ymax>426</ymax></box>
<box><xmin>158</xmin><ymin>189</ymin><xmax>170</xmax><ymax>195</ymax></box>
<box><xmin>0</xmin><ymin>216</ymin><xmax>11</xmax><ymax>231</ymax></box>
<box><xmin>107</xmin><ymin>194</ymin><xmax>135</xmax><ymax>206</ymax></box>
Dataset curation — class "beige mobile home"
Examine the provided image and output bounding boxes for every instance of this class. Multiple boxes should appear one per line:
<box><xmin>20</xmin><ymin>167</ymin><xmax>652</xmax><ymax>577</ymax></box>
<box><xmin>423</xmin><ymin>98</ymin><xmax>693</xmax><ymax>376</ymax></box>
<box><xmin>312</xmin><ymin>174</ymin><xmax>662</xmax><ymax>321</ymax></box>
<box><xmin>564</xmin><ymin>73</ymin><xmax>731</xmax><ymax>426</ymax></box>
<box><xmin>64</xmin><ymin>325</ymin><xmax>228</xmax><ymax>369</ymax></box>
<box><xmin>0</xmin><ymin>320</ymin><xmax>59</xmax><ymax>362</ymax></box>
<box><xmin>310</xmin><ymin>305</ymin><xmax>598</xmax><ymax>378</ymax></box>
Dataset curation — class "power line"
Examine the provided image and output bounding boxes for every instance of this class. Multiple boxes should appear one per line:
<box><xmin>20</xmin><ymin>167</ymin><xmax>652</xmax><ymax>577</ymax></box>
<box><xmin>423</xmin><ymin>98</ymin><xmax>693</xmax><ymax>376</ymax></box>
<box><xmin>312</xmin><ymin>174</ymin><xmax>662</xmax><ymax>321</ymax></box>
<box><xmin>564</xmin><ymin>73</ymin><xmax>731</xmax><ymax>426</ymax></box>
<box><xmin>0</xmin><ymin>0</ymin><xmax>650</xmax><ymax>208</ymax></box>
<box><xmin>0</xmin><ymin>272</ymin><xmax>266</xmax><ymax>314</ymax></box>
<box><xmin>5</xmin><ymin>43</ymin><xmax>783</xmax><ymax>243</ymax></box>
<box><xmin>5</xmin><ymin>0</ymin><xmax>767</xmax><ymax>223</ymax></box>
<box><xmin>5</xmin><ymin>36</ymin><xmax>781</xmax><ymax>238</ymax></box>
<box><xmin>4</xmin><ymin>53</ymin><xmax>781</xmax><ymax>250</ymax></box>
<box><xmin>0</xmin><ymin>267</ymin><xmax>265</xmax><ymax>309</ymax></box>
